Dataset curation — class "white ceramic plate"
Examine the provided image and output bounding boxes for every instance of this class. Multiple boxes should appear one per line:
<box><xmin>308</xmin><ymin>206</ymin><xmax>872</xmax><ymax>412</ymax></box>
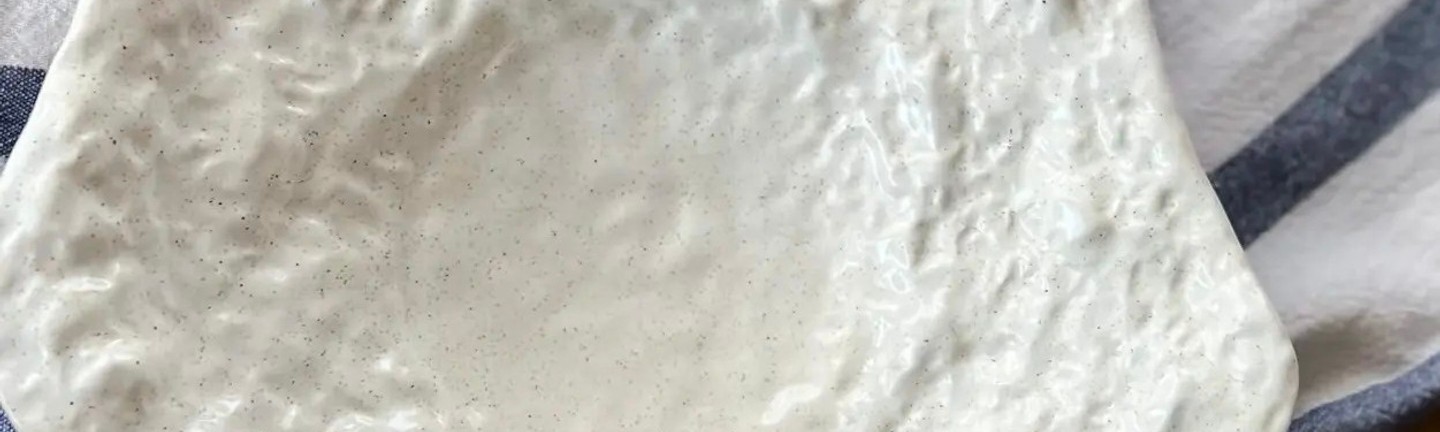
<box><xmin>0</xmin><ymin>0</ymin><xmax>1295</xmax><ymax>430</ymax></box>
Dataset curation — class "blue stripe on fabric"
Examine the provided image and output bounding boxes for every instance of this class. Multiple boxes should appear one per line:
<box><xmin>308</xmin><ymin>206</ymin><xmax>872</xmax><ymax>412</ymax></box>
<box><xmin>1213</xmin><ymin>0</ymin><xmax>1440</xmax><ymax>429</ymax></box>
<box><xmin>1209</xmin><ymin>0</ymin><xmax>1440</xmax><ymax>247</ymax></box>
<box><xmin>0</xmin><ymin>65</ymin><xmax>45</xmax><ymax>158</ymax></box>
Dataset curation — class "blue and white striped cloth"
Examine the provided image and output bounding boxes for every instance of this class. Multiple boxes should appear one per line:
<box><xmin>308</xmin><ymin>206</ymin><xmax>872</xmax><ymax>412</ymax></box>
<box><xmin>2</xmin><ymin>0</ymin><xmax>1438</xmax><ymax>430</ymax></box>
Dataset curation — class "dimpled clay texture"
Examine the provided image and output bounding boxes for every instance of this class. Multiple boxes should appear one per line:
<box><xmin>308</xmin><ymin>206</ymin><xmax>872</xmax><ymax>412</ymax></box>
<box><xmin>0</xmin><ymin>0</ymin><xmax>1297</xmax><ymax>431</ymax></box>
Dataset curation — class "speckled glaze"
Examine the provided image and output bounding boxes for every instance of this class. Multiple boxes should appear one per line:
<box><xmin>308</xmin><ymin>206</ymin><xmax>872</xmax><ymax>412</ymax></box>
<box><xmin>0</xmin><ymin>0</ymin><xmax>1296</xmax><ymax>430</ymax></box>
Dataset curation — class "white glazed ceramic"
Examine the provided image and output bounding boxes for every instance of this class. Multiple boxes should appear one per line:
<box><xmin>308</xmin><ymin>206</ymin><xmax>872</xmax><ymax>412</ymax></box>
<box><xmin>0</xmin><ymin>0</ymin><xmax>1296</xmax><ymax>430</ymax></box>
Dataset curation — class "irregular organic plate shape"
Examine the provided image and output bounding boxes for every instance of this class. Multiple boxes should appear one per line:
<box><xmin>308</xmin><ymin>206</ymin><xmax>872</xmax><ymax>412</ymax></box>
<box><xmin>0</xmin><ymin>0</ymin><xmax>1296</xmax><ymax>430</ymax></box>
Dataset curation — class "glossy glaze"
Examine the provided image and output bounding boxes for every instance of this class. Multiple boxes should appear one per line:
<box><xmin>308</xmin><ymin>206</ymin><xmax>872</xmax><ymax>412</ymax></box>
<box><xmin>0</xmin><ymin>0</ymin><xmax>1296</xmax><ymax>430</ymax></box>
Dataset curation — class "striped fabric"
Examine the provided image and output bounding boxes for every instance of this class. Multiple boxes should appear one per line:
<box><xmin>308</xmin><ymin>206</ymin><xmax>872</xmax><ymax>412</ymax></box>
<box><xmin>1171</xmin><ymin>0</ymin><xmax>1440</xmax><ymax>429</ymax></box>
<box><xmin>2</xmin><ymin>0</ymin><xmax>1438</xmax><ymax>430</ymax></box>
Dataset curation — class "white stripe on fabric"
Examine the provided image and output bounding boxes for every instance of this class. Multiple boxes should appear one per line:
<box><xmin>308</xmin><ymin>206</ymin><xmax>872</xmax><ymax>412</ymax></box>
<box><xmin>1250</xmin><ymin>94</ymin><xmax>1440</xmax><ymax>413</ymax></box>
<box><xmin>1152</xmin><ymin>0</ymin><xmax>1409</xmax><ymax>168</ymax></box>
<box><xmin>0</xmin><ymin>0</ymin><xmax>77</xmax><ymax>69</ymax></box>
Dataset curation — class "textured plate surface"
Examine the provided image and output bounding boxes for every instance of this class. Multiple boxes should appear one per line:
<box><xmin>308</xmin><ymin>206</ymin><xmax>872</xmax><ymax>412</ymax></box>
<box><xmin>0</xmin><ymin>0</ymin><xmax>1296</xmax><ymax>430</ymax></box>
